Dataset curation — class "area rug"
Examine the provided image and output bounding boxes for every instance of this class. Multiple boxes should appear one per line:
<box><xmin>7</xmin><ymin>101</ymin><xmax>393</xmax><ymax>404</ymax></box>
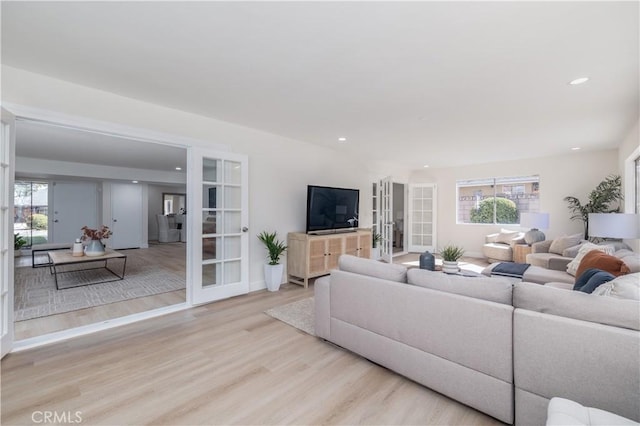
<box><xmin>265</xmin><ymin>297</ymin><xmax>315</xmax><ymax>336</ymax></box>
<box><xmin>14</xmin><ymin>256</ymin><xmax>185</xmax><ymax>321</ymax></box>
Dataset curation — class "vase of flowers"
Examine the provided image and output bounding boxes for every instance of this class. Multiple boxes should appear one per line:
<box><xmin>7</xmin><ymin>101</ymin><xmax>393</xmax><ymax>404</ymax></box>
<box><xmin>81</xmin><ymin>225</ymin><xmax>112</xmax><ymax>257</ymax></box>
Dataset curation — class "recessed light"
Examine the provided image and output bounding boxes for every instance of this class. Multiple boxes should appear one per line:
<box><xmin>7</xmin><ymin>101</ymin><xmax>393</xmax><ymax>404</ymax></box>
<box><xmin>175</xmin><ymin>167</ymin><xmax>182</xmax><ymax>171</ymax></box>
<box><xmin>338</xmin><ymin>137</ymin><xmax>347</xmax><ymax>142</ymax></box>
<box><xmin>569</xmin><ymin>77</ymin><xmax>589</xmax><ymax>85</ymax></box>
<box><xmin>571</xmin><ymin>147</ymin><xmax>581</xmax><ymax>151</ymax></box>
<box><xmin>132</xmin><ymin>180</ymin><xmax>138</xmax><ymax>184</ymax></box>
<box><xmin>423</xmin><ymin>165</ymin><xmax>430</xmax><ymax>168</ymax></box>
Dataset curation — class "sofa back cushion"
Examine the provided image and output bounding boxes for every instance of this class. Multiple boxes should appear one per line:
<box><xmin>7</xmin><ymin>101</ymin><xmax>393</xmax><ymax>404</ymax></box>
<box><xmin>615</xmin><ymin>250</ymin><xmax>640</xmax><ymax>273</ymax></box>
<box><xmin>575</xmin><ymin>250</ymin><xmax>631</xmax><ymax>280</ymax></box>
<box><xmin>407</xmin><ymin>269</ymin><xmax>513</xmax><ymax>305</ymax></box>
<box><xmin>565</xmin><ymin>243</ymin><xmax>615</xmax><ymax>276</ymax></box>
<box><xmin>496</xmin><ymin>229</ymin><xmax>521</xmax><ymax>244</ymax></box>
<box><xmin>549</xmin><ymin>233</ymin><xmax>583</xmax><ymax>255</ymax></box>
<box><xmin>338</xmin><ymin>254</ymin><xmax>408</xmax><ymax>283</ymax></box>
<box><xmin>513</xmin><ymin>281</ymin><xmax>640</xmax><ymax>330</ymax></box>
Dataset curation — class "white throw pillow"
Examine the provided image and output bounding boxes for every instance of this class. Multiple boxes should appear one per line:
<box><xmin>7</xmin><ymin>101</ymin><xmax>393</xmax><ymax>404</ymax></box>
<box><xmin>565</xmin><ymin>243</ymin><xmax>615</xmax><ymax>276</ymax></box>
<box><xmin>592</xmin><ymin>273</ymin><xmax>640</xmax><ymax>300</ymax></box>
<box><xmin>496</xmin><ymin>229</ymin><xmax>520</xmax><ymax>244</ymax></box>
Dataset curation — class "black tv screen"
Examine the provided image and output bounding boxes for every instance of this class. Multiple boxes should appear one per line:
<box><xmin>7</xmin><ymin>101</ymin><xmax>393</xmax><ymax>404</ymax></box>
<box><xmin>306</xmin><ymin>185</ymin><xmax>359</xmax><ymax>234</ymax></box>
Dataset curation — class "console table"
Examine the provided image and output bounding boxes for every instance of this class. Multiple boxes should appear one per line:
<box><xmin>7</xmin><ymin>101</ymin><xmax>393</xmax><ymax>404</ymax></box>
<box><xmin>287</xmin><ymin>229</ymin><xmax>372</xmax><ymax>288</ymax></box>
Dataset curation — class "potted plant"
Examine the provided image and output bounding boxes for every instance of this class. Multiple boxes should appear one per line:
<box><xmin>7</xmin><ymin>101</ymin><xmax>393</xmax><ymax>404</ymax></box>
<box><xmin>257</xmin><ymin>231</ymin><xmax>287</xmax><ymax>291</ymax></box>
<box><xmin>371</xmin><ymin>232</ymin><xmax>382</xmax><ymax>260</ymax></box>
<box><xmin>81</xmin><ymin>225</ymin><xmax>113</xmax><ymax>256</ymax></box>
<box><xmin>14</xmin><ymin>233</ymin><xmax>27</xmax><ymax>257</ymax></box>
<box><xmin>439</xmin><ymin>244</ymin><xmax>465</xmax><ymax>274</ymax></box>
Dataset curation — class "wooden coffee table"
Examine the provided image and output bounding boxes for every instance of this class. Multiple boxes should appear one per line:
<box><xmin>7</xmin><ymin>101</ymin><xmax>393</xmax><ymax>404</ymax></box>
<box><xmin>48</xmin><ymin>249</ymin><xmax>127</xmax><ymax>290</ymax></box>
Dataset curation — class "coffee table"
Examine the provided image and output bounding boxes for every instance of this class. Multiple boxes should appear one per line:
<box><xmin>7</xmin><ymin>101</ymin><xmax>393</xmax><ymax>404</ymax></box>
<box><xmin>48</xmin><ymin>249</ymin><xmax>127</xmax><ymax>290</ymax></box>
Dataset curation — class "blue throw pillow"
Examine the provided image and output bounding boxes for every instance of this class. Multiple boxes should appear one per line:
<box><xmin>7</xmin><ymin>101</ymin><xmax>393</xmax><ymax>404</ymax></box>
<box><xmin>574</xmin><ymin>268</ymin><xmax>615</xmax><ymax>294</ymax></box>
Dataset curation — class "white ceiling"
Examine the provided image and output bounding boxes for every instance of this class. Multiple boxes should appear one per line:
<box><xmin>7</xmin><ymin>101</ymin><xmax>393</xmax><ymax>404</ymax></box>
<box><xmin>2</xmin><ymin>1</ymin><xmax>638</xmax><ymax>169</ymax></box>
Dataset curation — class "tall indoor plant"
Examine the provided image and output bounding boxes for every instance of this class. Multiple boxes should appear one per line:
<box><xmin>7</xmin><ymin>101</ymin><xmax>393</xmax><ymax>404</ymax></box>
<box><xmin>371</xmin><ymin>232</ymin><xmax>382</xmax><ymax>260</ymax></box>
<box><xmin>563</xmin><ymin>174</ymin><xmax>622</xmax><ymax>240</ymax></box>
<box><xmin>257</xmin><ymin>231</ymin><xmax>287</xmax><ymax>291</ymax></box>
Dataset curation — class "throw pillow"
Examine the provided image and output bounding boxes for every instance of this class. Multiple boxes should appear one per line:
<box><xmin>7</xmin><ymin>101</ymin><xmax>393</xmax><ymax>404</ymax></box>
<box><xmin>496</xmin><ymin>229</ymin><xmax>520</xmax><ymax>244</ymax></box>
<box><xmin>575</xmin><ymin>250</ymin><xmax>631</xmax><ymax>281</ymax></box>
<box><xmin>565</xmin><ymin>243</ymin><xmax>615</xmax><ymax>276</ymax></box>
<box><xmin>592</xmin><ymin>273</ymin><xmax>640</xmax><ymax>300</ymax></box>
<box><xmin>548</xmin><ymin>233</ymin><xmax>582</xmax><ymax>255</ymax></box>
<box><xmin>573</xmin><ymin>268</ymin><xmax>615</xmax><ymax>294</ymax></box>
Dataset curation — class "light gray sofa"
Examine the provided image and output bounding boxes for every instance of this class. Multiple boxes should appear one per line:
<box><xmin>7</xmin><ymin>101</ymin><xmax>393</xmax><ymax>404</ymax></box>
<box><xmin>315</xmin><ymin>255</ymin><xmax>640</xmax><ymax>425</ymax></box>
<box><xmin>526</xmin><ymin>238</ymin><xmax>584</xmax><ymax>270</ymax></box>
<box><xmin>483</xmin><ymin>230</ymin><xmax>526</xmax><ymax>263</ymax></box>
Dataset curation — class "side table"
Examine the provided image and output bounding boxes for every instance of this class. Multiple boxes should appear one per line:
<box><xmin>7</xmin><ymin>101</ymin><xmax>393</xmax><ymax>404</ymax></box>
<box><xmin>513</xmin><ymin>244</ymin><xmax>532</xmax><ymax>264</ymax></box>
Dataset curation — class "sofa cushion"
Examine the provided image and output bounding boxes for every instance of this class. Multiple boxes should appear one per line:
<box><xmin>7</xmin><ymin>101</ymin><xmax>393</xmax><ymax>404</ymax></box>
<box><xmin>575</xmin><ymin>251</ymin><xmax>631</xmax><ymax>280</ymax></box>
<box><xmin>407</xmin><ymin>268</ymin><xmax>513</xmax><ymax>305</ymax></box>
<box><xmin>338</xmin><ymin>254</ymin><xmax>407</xmax><ymax>283</ymax></box>
<box><xmin>513</xmin><ymin>281</ymin><xmax>640</xmax><ymax>330</ymax></box>
<box><xmin>561</xmin><ymin>243</ymin><xmax>584</xmax><ymax>258</ymax></box>
<box><xmin>496</xmin><ymin>229</ymin><xmax>521</xmax><ymax>244</ymax></box>
<box><xmin>592</xmin><ymin>273</ymin><xmax>640</xmax><ymax>301</ymax></box>
<box><xmin>566</xmin><ymin>243</ymin><xmax>615</xmax><ymax>276</ymax></box>
<box><xmin>615</xmin><ymin>250</ymin><xmax>640</xmax><ymax>273</ymax></box>
<box><xmin>549</xmin><ymin>233</ymin><xmax>582</xmax><ymax>255</ymax></box>
<box><xmin>573</xmin><ymin>268</ymin><xmax>616</xmax><ymax>294</ymax></box>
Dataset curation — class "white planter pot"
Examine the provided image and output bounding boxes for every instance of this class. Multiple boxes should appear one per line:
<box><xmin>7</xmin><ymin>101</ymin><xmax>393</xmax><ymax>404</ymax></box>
<box><xmin>371</xmin><ymin>247</ymin><xmax>381</xmax><ymax>260</ymax></box>
<box><xmin>264</xmin><ymin>263</ymin><xmax>284</xmax><ymax>292</ymax></box>
<box><xmin>442</xmin><ymin>260</ymin><xmax>459</xmax><ymax>274</ymax></box>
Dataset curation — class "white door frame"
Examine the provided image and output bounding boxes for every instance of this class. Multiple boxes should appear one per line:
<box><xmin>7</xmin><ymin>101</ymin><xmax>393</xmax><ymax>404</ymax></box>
<box><xmin>3</xmin><ymin>103</ymin><xmax>231</xmax><ymax>351</ymax></box>
<box><xmin>379</xmin><ymin>176</ymin><xmax>393</xmax><ymax>263</ymax></box>
<box><xmin>1</xmin><ymin>108</ymin><xmax>16</xmax><ymax>358</ymax></box>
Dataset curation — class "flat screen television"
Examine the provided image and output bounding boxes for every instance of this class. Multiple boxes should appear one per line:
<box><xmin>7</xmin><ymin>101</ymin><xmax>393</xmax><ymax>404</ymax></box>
<box><xmin>306</xmin><ymin>185</ymin><xmax>359</xmax><ymax>234</ymax></box>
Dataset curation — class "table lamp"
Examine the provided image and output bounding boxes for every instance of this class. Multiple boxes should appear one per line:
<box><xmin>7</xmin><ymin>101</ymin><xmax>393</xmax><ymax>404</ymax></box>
<box><xmin>520</xmin><ymin>212</ymin><xmax>550</xmax><ymax>245</ymax></box>
<box><xmin>588</xmin><ymin>213</ymin><xmax>640</xmax><ymax>239</ymax></box>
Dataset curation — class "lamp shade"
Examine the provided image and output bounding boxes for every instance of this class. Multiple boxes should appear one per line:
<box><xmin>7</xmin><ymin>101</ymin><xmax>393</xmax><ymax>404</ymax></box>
<box><xmin>520</xmin><ymin>212</ymin><xmax>550</xmax><ymax>230</ymax></box>
<box><xmin>588</xmin><ymin>213</ymin><xmax>640</xmax><ymax>239</ymax></box>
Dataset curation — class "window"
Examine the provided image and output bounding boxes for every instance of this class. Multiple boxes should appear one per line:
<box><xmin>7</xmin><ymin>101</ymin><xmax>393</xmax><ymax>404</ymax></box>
<box><xmin>14</xmin><ymin>181</ymin><xmax>49</xmax><ymax>247</ymax></box>
<box><xmin>457</xmin><ymin>175</ymin><xmax>540</xmax><ymax>224</ymax></box>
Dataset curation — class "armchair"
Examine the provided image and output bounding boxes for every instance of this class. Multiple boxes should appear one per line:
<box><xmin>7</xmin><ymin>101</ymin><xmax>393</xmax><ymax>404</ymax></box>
<box><xmin>157</xmin><ymin>214</ymin><xmax>180</xmax><ymax>243</ymax></box>
<box><xmin>482</xmin><ymin>230</ymin><xmax>525</xmax><ymax>263</ymax></box>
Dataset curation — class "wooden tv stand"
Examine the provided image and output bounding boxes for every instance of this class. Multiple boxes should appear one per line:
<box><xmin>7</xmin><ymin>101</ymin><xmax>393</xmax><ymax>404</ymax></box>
<box><xmin>287</xmin><ymin>229</ymin><xmax>372</xmax><ymax>288</ymax></box>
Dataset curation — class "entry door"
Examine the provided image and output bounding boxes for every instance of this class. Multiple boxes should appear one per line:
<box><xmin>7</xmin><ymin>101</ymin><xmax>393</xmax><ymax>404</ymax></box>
<box><xmin>191</xmin><ymin>148</ymin><xmax>249</xmax><ymax>304</ymax></box>
<box><xmin>379</xmin><ymin>176</ymin><xmax>393</xmax><ymax>263</ymax></box>
<box><xmin>1</xmin><ymin>108</ymin><xmax>15</xmax><ymax>358</ymax></box>
<box><xmin>110</xmin><ymin>183</ymin><xmax>143</xmax><ymax>249</ymax></box>
<box><xmin>408</xmin><ymin>184</ymin><xmax>437</xmax><ymax>253</ymax></box>
<box><xmin>52</xmin><ymin>182</ymin><xmax>98</xmax><ymax>243</ymax></box>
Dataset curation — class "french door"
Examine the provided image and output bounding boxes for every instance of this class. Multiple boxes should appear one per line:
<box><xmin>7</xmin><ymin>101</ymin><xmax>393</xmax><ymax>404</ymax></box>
<box><xmin>408</xmin><ymin>183</ymin><xmax>437</xmax><ymax>253</ymax></box>
<box><xmin>190</xmin><ymin>148</ymin><xmax>249</xmax><ymax>305</ymax></box>
<box><xmin>0</xmin><ymin>108</ymin><xmax>15</xmax><ymax>358</ymax></box>
<box><xmin>379</xmin><ymin>176</ymin><xmax>393</xmax><ymax>263</ymax></box>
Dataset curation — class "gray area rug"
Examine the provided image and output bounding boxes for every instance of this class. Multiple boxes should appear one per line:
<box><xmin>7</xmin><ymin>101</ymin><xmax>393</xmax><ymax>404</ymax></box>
<box><xmin>265</xmin><ymin>297</ymin><xmax>315</xmax><ymax>336</ymax></box>
<box><xmin>15</xmin><ymin>255</ymin><xmax>185</xmax><ymax>321</ymax></box>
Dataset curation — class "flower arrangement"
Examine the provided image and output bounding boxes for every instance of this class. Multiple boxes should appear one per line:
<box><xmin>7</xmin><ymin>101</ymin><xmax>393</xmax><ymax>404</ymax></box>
<box><xmin>81</xmin><ymin>225</ymin><xmax>113</xmax><ymax>241</ymax></box>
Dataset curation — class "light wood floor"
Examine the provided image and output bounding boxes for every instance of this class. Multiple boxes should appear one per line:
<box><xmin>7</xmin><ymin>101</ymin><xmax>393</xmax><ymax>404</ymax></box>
<box><xmin>1</xmin><ymin>282</ymin><xmax>503</xmax><ymax>426</ymax></box>
<box><xmin>14</xmin><ymin>242</ymin><xmax>187</xmax><ymax>340</ymax></box>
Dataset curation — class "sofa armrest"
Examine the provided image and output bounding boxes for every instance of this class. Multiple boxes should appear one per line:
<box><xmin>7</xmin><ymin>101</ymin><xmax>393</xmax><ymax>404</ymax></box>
<box><xmin>531</xmin><ymin>240</ymin><xmax>552</xmax><ymax>254</ymax></box>
<box><xmin>485</xmin><ymin>233</ymin><xmax>499</xmax><ymax>243</ymax></box>
<box><xmin>314</xmin><ymin>276</ymin><xmax>331</xmax><ymax>339</ymax></box>
<box><xmin>510</xmin><ymin>236</ymin><xmax>526</xmax><ymax>247</ymax></box>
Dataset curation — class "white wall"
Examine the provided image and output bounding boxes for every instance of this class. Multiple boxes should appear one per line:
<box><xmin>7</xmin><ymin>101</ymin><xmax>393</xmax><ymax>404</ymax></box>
<box><xmin>410</xmin><ymin>149</ymin><xmax>619</xmax><ymax>257</ymax></box>
<box><xmin>3</xmin><ymin>66</ymin><xmax>373</xmax><ymax>290</ymax></box>
<box><xmin>618</xmin><ymin>117</ymin><xmax>639</xmax><ymax>251</ymax></box>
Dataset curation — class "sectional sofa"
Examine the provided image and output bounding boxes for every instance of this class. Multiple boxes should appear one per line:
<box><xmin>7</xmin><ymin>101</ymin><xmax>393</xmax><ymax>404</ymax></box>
<box><xmin>314</xmin><ymin>255</ymin><xmax>640</xmax><ymax>425</ymax></box>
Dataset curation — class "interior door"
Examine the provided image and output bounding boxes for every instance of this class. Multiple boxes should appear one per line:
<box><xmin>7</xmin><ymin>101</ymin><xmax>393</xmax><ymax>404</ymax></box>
<box><xmin>110</xmin><ymin>183</ymin><xmax>143</xmax><ymax>249</ymax></box>
<box><xmin>379</xmin><ymin>176</ymin><xmax>393</xmax><ymax>263</ymax></box>
<box><xmin>191</xmin><ymin>148</ymin><xmax>249</xmax><ymax>304</ymax></box>
<box><xmin>52</xmin><ymin>182</ymin><xmax>98</xmax><ymax>243</ymax></box>
<box><xmin>1</xmin><ymin>108</ymin><xmax>15</xmax><ymax>358</ymax></box>
<box><xmin>408</xmin><ymin>184</ymin><xmax>437</xmax><ymax>253</ymax></box>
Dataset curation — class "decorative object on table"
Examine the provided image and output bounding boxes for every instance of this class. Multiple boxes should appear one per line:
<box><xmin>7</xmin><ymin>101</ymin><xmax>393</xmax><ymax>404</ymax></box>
<box><xmin>80</xmin><ymin>225</ymin><xmax>112</xmax><ymax>257</ymax></box>
<box><xmin>371</xmin><ymin>232</ymin><xmax>382</xmax><ymax>260</ymax></box>
<box><xmin>520</xmin><ymin>212</ymin><xmax>549</xmax><ymax>245</ymax></box>
<box><xmin>72</xmin><ymin>238</ymin><xmax>84</xmax><ymax>257</ymax></box>
<box><xmin>257</xmin><ymin>231</ymin><xmax>287</xmax><ymax>292</ymax></box>
<box><xmin>588</xmin><ymin>213</ymin><xmax>640</xmax><ymax>241</ymax></box>
<box><xmin>419</xmin><ymin>251</ymin><xmax>436</xmax><ymax>270</ymax></box>
<box><xmin>14</xmin><ymin>233</ymin><xmax>27</xmax><ymax>257</ymax></box>
<box><xmin>439</xmin><ymin>244</ymin><xmax>465</xmax><ymax>274</ymax></box>
<box><xmin>563</xmin><ymin>174</ymin><xmax>622</xmax><ymax>240</ymax></box>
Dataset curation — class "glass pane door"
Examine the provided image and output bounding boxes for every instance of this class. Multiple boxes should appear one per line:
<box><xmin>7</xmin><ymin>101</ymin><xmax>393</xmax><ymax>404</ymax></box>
<box><xmin>191</xmin><ymin>149</ymin><xmax>248</xmax><ymax>305</ymax></box>
<box><xmin>408</xmin><ymin>184</ymin><xmax>437</xmax><ymax>253</ymax></box>
<box><xmin>1</xmin><ymin>108</ymin><xmax>15</xmax><ymax>358</ymax></box>
<box><xmin>380</xmin><ymin>176</ymin><xmax>393</xmax><ymax>263</ymax></box>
